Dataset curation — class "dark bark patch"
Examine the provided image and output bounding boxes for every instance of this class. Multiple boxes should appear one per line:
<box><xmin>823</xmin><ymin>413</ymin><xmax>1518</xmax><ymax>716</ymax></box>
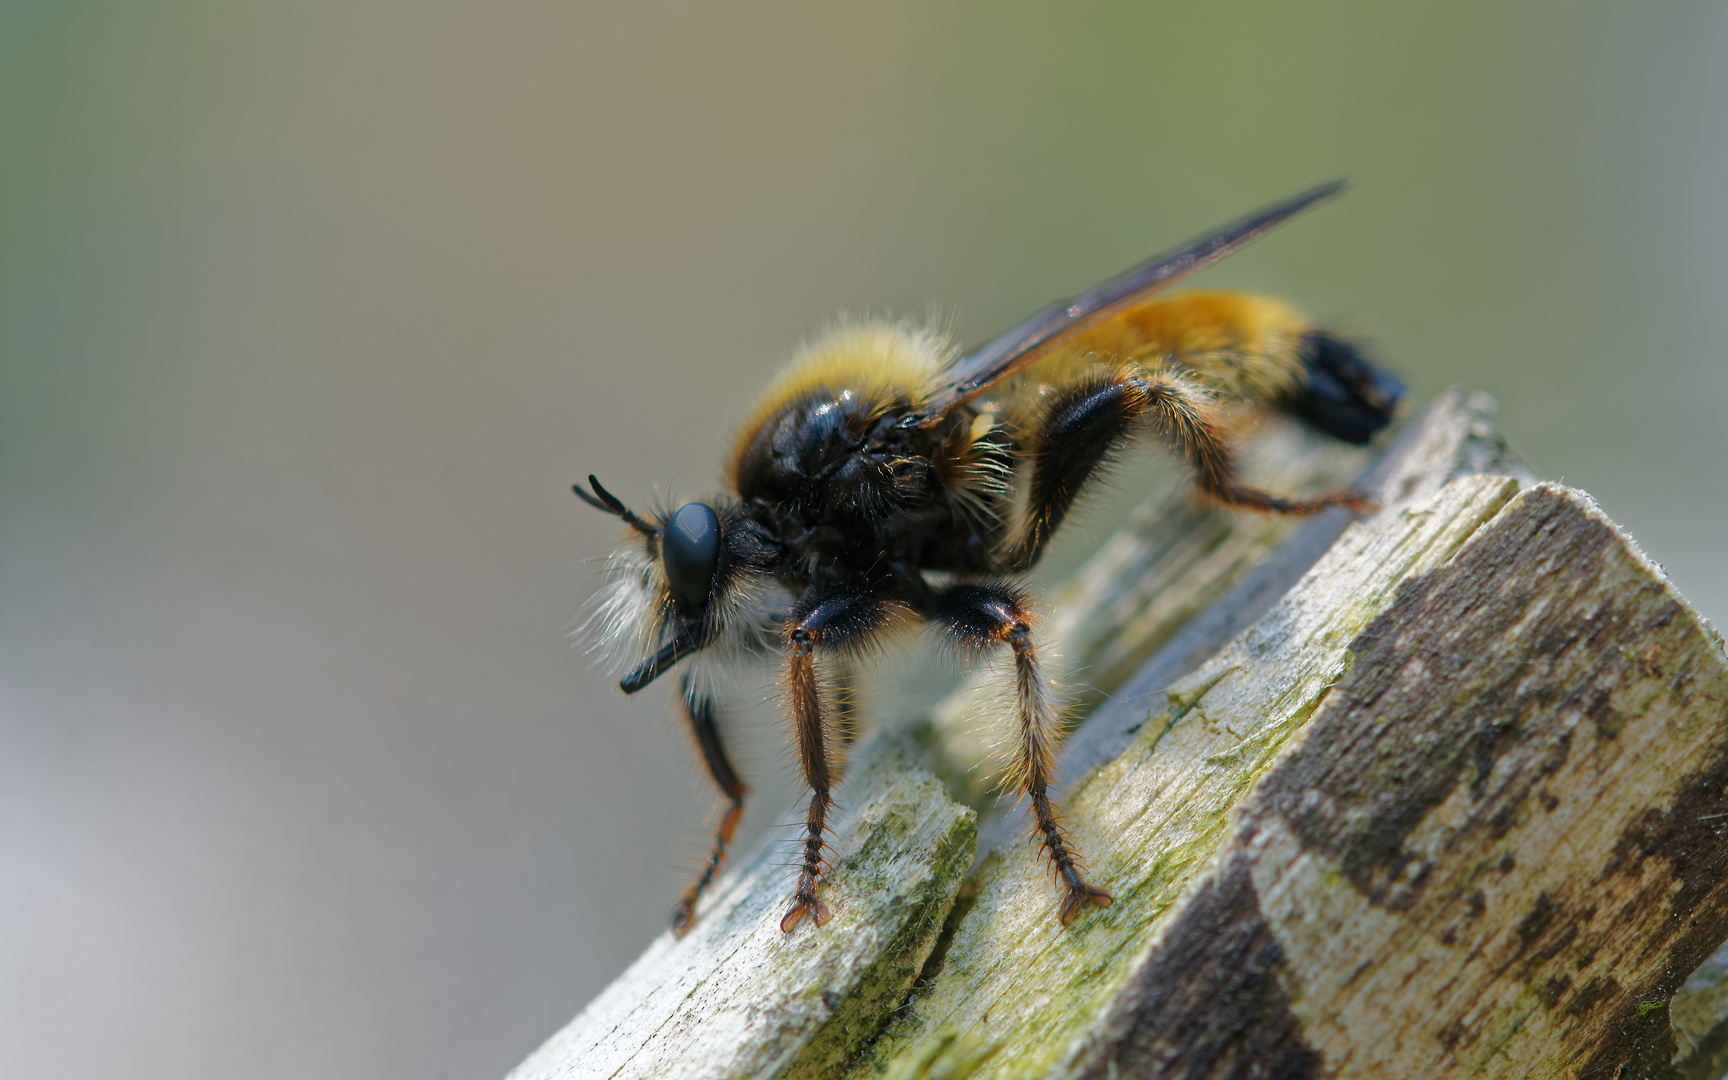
<box><xmin>1542</xmin><ymin>973</ymin><xmax>1573</xmax><ymax>1009</ymax></box>
<box><xmin>1567</xmin><ymin>976</ymin><xmax>1622</xmax><ymax>1018</ymax></box>
<box><xmin>1488</xmin><ymin>802</ymin><xmax>1520</xmax><ymax>838</ymax></box>
<box><xmin>1583</xmin><ymin>687</ymin><xmax>1628</xmax><ymax>739</ymax></box>
<box><xmin>1436</xmin><ymin>1018</ymin><xmax>1467</xmax><ymax>1052</ymax></box>
<box><xmin>1254</xmin><ymin>488</ymin><xmax>1643</xmax><ymax>912</ymax></box>
<box><xmin>1071</xmin><ymin>855</ymin><xmax>1320</xmax><ymax>1080</ymax></box>
<box><xmin>1572</xmin><ymin>728</ymin><xmax>1728</xmax><ymax>1078</ymax></box>
<box><xmin>1516</xmin><ymin>893</ymin><xmax>1560</xmax><ymax>955</ymax></box>
<box><xmin>1599</xmin><ymin>723</ymin><xmax>1728</xmax><ymax>924</ymax></box>
<box><xmin>1534</xmin><ymin>924</ymin><xmax>1578</xmax><ymax>967</ymax></box>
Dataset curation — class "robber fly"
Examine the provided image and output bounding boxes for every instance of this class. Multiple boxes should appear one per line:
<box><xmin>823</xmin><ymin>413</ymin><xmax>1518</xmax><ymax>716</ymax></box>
<box><xmin>576</xmin><ymin>180</ymin><xmax>1404</xmax><ymax>936</ymax></box>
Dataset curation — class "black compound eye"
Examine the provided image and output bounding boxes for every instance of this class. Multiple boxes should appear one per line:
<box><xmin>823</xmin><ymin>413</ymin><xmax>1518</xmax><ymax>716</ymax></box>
<box><xmin>662</xmin><ymin>502</ymin><xmax>722</xmax><ymax>609</ymax></box>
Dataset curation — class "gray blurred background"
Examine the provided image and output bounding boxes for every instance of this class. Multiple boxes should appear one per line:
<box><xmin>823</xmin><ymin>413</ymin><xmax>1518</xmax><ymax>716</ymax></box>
<box><xmin>2</xmin><ymin>2</ymin><xmax>1725</xmax><ymax>1078</ymax></box>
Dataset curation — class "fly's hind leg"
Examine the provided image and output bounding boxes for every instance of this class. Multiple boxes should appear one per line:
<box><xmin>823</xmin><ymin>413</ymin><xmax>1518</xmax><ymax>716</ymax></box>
<box><xmin>933</xmin><ymin>582</ymin><xmax>1111</xmax><ymax>924</ymax></box>
<box><xmin>1007</xmin><ymin>365</ymin><xmax>1369</xmax><ymax>570</ymax></box>
<box><xmin>779</xmin><ymin>587</ymin><xmax>893</xmax><ymax>932</ymax></box>
<box><xmin>670</xmin><ymin>674</ymin><xmax>748</xmax><ymax>937</ymax></box>
<box><xmin>1068</xmin><ymin>292</ymin><xmax>1403</xmax><ymax>444</ymax></box>
<box><xmin>1129</xmin><ymin>368</ymin><xmax>1373</xmax><ymax>514</ymax></box>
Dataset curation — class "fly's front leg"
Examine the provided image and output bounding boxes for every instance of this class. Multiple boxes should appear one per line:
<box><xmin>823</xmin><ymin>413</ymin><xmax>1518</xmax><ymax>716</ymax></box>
<box><xmin>933</xmin><ymin>583</ymin><xmax>1112</xmax><ymax>924</ymax></box>
<box><xmin>671</xmin><ymin>675</ymin><xmax>748</xmax><ymax>937</ymax></box>
<box><xmin>780</xmin><ymin>587</ymin><xmax>893</xmax><ymax>932</ymax></box>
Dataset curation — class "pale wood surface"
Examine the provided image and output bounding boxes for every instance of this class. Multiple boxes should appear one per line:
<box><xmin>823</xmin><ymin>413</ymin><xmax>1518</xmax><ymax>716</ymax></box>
<box><xmin>509</xmin><ymin>392</ymin><xmax>1728</xmax><ymax>1080</ymax></box>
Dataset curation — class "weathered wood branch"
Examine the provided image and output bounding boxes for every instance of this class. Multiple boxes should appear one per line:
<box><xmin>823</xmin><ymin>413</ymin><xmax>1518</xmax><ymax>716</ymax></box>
<box><xmin>510</xmin><ymin>391</ymin><xmax>1728</xmax><ymax>1080</ymax></box>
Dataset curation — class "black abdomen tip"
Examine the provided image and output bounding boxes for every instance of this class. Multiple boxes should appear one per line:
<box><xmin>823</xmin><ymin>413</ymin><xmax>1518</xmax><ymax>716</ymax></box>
<box><xmin>1289</xmin><ymin>331</ymin><xmax>1405</xmax><ymax>445</ymax></box>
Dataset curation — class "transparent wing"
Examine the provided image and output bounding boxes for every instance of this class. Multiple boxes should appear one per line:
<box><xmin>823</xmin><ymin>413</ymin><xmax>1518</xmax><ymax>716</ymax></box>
<box><xmin>914</xmin><ymin>179</ymin><xmax>1350</xmax><ymax>424</ymax></box>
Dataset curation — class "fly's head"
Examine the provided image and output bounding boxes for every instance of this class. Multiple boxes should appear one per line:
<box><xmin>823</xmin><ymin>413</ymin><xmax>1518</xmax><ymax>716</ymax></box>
<box><xmin>575</xmin><ymin>475</ymin><xmax>779</xmax><ymax>693</ymax></box>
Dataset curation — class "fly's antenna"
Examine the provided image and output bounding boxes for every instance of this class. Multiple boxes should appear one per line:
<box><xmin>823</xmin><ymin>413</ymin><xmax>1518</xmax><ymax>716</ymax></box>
<box><xmin>574</xmin><ymin>473</ymin><xmax>657</xmax><ymax>537</ymax></box>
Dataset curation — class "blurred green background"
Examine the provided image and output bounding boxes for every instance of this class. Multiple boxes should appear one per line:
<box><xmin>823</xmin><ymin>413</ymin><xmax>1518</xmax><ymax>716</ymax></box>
<box><xmin>2</xmin><ymin>2</ymin><xmax>1724</xmax><ymax>1078</ymax></box>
